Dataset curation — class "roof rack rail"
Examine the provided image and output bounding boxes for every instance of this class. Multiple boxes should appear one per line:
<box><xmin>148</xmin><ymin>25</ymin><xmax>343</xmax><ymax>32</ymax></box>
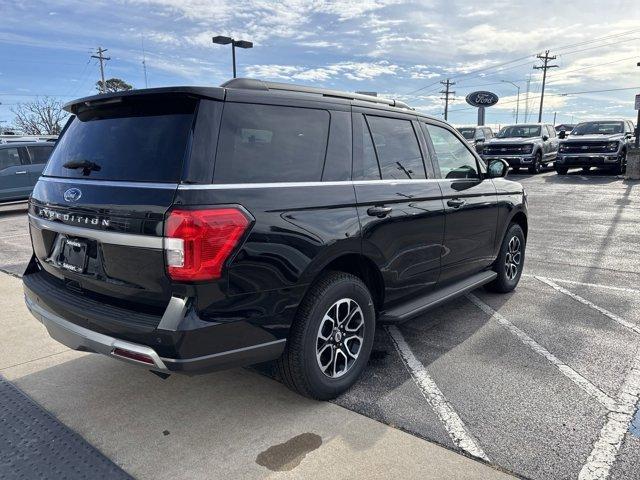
<box><xmin>221</xmin><ymin>78</ymin><xmax>413</xmax><ymax>111</ymax></box>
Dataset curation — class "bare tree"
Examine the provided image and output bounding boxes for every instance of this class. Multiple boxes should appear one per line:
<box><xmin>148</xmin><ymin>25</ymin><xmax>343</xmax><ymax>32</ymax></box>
<box><xmin>11</xmin><ymin>97</ymin><xmax>68</xmax><ymax>135</ymax></box>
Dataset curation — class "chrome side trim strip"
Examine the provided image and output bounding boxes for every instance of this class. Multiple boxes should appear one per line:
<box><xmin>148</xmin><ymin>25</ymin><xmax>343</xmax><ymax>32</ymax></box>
<box><xmin>39</xmin><ymin>177</ymin><xmax>178</xmax><ymax>189</ymax></box>
<box><xmin>28</xmin><ymin>214</ymin><xmax>163</xmax><ymax>249</ymax></box>
<box><xmin>40</xmin><ymin>176</ymin><xmax>447</xmax><ymax>190</ymax></box>
<box><xmin>177</xmin><ymin>179</ymin><xmax>442</xmax><ymax>190</ymax></box>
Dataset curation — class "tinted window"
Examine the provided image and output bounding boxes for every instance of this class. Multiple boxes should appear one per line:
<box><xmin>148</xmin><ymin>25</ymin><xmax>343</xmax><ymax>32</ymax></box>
<box><xmin>214</xmin><ymin>103</ymin><xmax>329</xmax><ymax>183</ymax></box>
<box><xmin>27</xmin><ymin>145</ymin><xmax>53</xmax><ymax>164</ymax></box>
<box><xmin>43</xmin><ymin>97</ymin><xmax>196</xmax><ymax>182</ymax></box>
<box><xmin>0</xmin><ymin>148</ymin><xmax>21</xmax><ymax>170</ymax></box>
<box><xmin>497</xmin><ymin>125</ymin><xmax>541</xmax><ymax>138</ymax></box>
<box><xmin>572</xmin><ymin>121</ymin><xmax>624</xmax><ymax>135</ymax></box>
<box><xmin>366</xmin><ymin>116</ymin><xmax>425</xmax><ymax>180</ymax></box>
<box><xmin>457</xmin><ymin>128</ymin><xmax>475</xmax><ymax>140</ymax></box>
<box><xmin>425</xmin><ymin>124</ymin><xmax>479</xmax><ymax>179</ymax></box>
<box><xmin>360</xmin><ymin>117</ymin><xmax>381</xmax><ymax>179</ymax></box>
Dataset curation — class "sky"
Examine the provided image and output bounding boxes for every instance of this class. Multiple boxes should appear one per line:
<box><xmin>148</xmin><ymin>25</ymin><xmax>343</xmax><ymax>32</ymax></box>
<box><xmin>1</xmin><ymin>0</ymin><xmax>640</xmax><ymax>129</ymax></box>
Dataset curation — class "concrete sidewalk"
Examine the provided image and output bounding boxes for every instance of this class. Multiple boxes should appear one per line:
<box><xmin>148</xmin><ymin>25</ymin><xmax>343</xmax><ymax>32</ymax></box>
<box><xmin>0</xmin><ymin>272</ymin><xmax>514</xmax><ymax>479</ymax></box>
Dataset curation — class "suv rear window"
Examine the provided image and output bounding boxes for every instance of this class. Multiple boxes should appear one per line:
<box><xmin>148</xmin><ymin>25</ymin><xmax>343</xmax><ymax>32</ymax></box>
<box><xmin>43</xmin><ymin>96</ymin><xmax>196</xmax><ymax>182</ymax></box>
<box><xmin>214</xmin><ymin>103</ymin><xmax>330</xmax><ymax>183</ymax></box>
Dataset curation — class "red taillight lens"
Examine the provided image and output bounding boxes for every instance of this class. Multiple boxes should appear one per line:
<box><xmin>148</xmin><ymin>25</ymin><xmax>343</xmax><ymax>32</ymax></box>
<box><xmin>164</xmin><ymin>207</ymin><xmax>251</xmax><ymax>281</ymax></box>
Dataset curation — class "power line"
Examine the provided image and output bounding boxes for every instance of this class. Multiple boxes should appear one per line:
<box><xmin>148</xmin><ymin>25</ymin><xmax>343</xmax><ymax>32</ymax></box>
<box><xmin>440</xmin><ymin>79</ymin><xmax>455</xmax><ymax>120</ymax></box>
<box><xmin>533</xmin><ymin>50</ymin><xmax>558</xmax><ymax>122</ymax></box>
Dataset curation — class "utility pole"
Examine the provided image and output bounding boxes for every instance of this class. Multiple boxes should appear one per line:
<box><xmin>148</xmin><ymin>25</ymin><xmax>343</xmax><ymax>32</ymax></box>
<box><xmin>141</xmin><ymin>38</ymin><xmax>149</xmax><ymax>88</ymax></box>
<box><xmin>440</xmin><ymin>79</ymin><xmax>455</xmax><ymax>121</ymax></box>
<box><xmin>91</xmin><ymin>47</ymin><xmax>111</xmax><ymax>93</ymax></box>
<box><xmin>534</xmin><ymin>50</ymin><xmax>558</xmax><ymax>123</ymax></box>
<box><xmin>553</xmin><ymin>112</ymin><xmax>557</xmax><ymax>125</ymax></box>
<box><xmin>524</xmin><ymin>75</ymin><xmax>531</xmax><ymax>122</ymax></box>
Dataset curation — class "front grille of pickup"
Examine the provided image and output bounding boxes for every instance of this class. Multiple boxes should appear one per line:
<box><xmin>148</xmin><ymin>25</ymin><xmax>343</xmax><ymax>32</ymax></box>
<box><xmin>561</xmin><ymin>142</ymin><xmax>610</xmax><ymax>154</ymax></box>
<box><xmin>484</xmin><ymin>144</ymin><xmax>528</xmax><ymax>155</ymax></box>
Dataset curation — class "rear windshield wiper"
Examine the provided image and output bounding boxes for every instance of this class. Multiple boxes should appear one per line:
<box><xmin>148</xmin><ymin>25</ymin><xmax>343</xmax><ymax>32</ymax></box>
<box><xmin>63</xmin><ymin>159</ymin><xmax>102</xmax><ymax>176</ymax></box>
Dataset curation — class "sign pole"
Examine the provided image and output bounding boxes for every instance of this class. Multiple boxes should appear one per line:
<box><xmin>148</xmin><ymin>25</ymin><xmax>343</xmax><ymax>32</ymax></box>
<box><xmin>635</xmin><ymin>93</ymin><xmax>640</xmax><ymax>148</ymax></box>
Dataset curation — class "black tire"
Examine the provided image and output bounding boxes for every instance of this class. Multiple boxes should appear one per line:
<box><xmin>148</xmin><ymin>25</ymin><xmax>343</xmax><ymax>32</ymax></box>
<box><xmin>556</xmin><ymin>166</ymin><xmax>568</xmax><ymax>175</ymax></box>
<box><xmin>277</xmin><ymin>271</ymin><xmax>376</xmax><ymax>400</ymax></box>
<box><xmin>612</xmin><ymin>151</ymin><xmax>626</xmax><ymax>175</ymax></box>
<box><xmin>582</xmin><ymin>166</ymin><xmax>591</xmax><ymax>172</ymax></box>
<box><xmin>528</xmin><ymin>151</ymin><xmax>542</xmax><ymax>174</ymax></box>
<box><xmin>485</xmin><ymin>223</ymin><xmax>525</xmax><ymax>293</ymax></box>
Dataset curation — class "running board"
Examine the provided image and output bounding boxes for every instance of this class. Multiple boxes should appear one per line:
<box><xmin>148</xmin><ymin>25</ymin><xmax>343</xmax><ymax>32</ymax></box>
<box><xmin>379</xmin><ymin>270</ymin><xmax>497</xmax><ymax>323</ymax></box>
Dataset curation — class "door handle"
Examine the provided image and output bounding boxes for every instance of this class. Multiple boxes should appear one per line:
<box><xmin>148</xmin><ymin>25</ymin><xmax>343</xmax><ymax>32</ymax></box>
<box><xmin>447</xmin><ymin>198</ymin><xmax>466</xmax><ymax>208</ymax></box>
<box><xmin>367</xmin><ymin>206</ymin><xmax>392</xmax><ymax>218</ymax></box>
<box><xmin>15</xmin><ymin>171</ymin><xmax>27</xmax><ymax>175</ymax></box>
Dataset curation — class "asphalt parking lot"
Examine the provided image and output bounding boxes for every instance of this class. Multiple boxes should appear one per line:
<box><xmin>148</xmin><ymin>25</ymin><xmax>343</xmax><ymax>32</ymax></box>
<box><xmin>1</xmin><ymin>168</ymin><xmax>639</xmax><ymax>479</ymax></box>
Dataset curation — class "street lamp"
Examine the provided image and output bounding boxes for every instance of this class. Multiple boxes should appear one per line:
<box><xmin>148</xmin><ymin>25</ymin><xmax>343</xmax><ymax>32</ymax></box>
<box><xmin>501</xmin><ymin>80</ymin><xmax>521</xmax><ymax>124</ymax></box>
<box><xmin>212</xmin><ymin>36</ymin><xmax>253</xmax><ymax>79</ymax></box>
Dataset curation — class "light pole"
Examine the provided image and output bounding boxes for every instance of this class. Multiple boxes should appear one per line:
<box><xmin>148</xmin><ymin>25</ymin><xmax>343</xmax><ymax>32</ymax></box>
<box><xmin>636</xmin><ymin>62</ymin><xmax>640</xmax><ymax>148</ymax></box>
<box><xmin>212</xmin><ymin>36</ymin><xmax>253</xmax><ymax>79</ymax></box>
<box><xmin>501</xmin><ymin>80</ymin><xmax>520</xmax><ymax>124</ymax></box>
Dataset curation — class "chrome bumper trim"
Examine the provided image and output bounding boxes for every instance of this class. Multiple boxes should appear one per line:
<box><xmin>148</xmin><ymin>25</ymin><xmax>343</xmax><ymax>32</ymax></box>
<box><xmin>28</xmin><ymin>214</ymin><xmax>163</xmax><ymax>249</ymax></box>
<box><xmin>25</xmin><ymin>295</ymin><xmax>169</xmax><ymax>371</ymax></box>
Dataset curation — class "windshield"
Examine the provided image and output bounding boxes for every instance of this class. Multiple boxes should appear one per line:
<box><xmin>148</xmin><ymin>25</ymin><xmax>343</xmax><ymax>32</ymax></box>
<box><xmin>44</xmin><ymin>96</ymin><xmax>196</xmax><ymax>182</ymax></box>
<box><xmin>457</xmin><ymin>128</ymin><xmax>475</xmax><ymax>140</ymax></box>
<box><xmin>572</xmin><ymin>121</ymin><xmax>624</xmax><ymax>136</ymax></box>
<box><xmin>496</xmin><ymin>125</ymin><xmax>541</xmax><ymax>138</ymax></box>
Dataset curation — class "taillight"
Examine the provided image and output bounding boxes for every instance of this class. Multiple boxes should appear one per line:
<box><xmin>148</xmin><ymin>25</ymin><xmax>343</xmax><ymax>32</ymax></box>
<box><xmin>164</xmin><ymin>207</ymin><xmax>251</xmax><ymax>281</ymax></box>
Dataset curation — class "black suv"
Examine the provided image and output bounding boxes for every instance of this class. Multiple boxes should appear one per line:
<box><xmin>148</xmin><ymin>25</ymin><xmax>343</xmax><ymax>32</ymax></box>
<box><xmin>23</xmin><ymin>79</ymin><xmax>528</xmax><ymax>400</ymax></box>
<box><xmin>555</xmin><ymin>119</ymin><xmax>635</xmax><ymax>175</ymax></box>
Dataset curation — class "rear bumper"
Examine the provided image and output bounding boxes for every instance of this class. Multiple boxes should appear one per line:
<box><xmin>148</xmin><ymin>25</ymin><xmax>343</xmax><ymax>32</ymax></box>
<box><xmin>556</xmin><ymin>153</ymin><xmax>622</xmax><ymax>167</ymax></box>
<box><xmin>23</xmin><ymin>274</ymin><xmax>286</xmax><ymax>374</ymax></box>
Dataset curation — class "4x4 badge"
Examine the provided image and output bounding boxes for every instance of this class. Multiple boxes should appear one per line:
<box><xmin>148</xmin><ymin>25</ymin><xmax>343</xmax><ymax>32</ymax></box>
<box><xmin>63</xmin><ymin>188</ymin><xmax>82</xmax><ymax>202</ymax></box>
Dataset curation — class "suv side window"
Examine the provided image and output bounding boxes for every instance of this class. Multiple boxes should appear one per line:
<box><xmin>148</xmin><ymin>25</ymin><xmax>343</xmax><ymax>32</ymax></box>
<box><xmin>475</xmin><ymin>129</ymin><xmax>485</xmax><ymax>140</ymax></box>
<box><xmin>365</xmin><ymin>115</ymin><xmax>426</xmax><ymax>180</ymax></box>
<box><xmin>547</xmin><ymin>125</ymin><xmax>556</xmax><ymax>138</ymax></box>
<box><xmin>0</xmin><ymin>148</ymin><xmax>21</xmax><ymax>170</ymax></box>
<box><xmin>27</xmin><ymin>145</ymin><xmax>53</xmax><ymax>164</ymax></box>
<box><xmin>214</xmin><ymin>103</ymin><xmax>330</xmax><ymax>183</ymax></box>
<box><xmin>360</xmin><ymin>116</ymin><xmax>381</xmax><ymax>179</ymax></box>
<box><xmin>425</xmin><ymin>124</ymin><xmax>479</xmax><ymax>179</ymax></box>
<box><xmin>484</xmin><ymin>128</ymin><xmax>493</xmax><ymax>139</ymax></box>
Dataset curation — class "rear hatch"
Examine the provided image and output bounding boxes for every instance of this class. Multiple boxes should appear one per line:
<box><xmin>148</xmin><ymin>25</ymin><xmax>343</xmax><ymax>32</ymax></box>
<box><xmin>27</xmin><ymin>91</ymin><xmax>208</xmax><ymax>315</ymax></box>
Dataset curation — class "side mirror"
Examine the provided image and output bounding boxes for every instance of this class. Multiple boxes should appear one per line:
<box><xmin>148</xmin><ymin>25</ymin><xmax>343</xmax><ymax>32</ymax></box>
<box><xmin>487</xmin><ymin>159</ymin><xmax>509</xmax><ymax>179</ymax></box>
<box><xmin>542</xmin><ymin>135</ymin><xmax>549</xmax><ymax>141</ymax></box>
<box><xmin>558</xmin><ymin>130</ymin><xmax>566</xmax><ymax>139</ymax></box>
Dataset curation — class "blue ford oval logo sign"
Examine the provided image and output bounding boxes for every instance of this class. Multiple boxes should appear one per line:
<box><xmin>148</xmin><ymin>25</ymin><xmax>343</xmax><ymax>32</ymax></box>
<box><xmin>465</xmin><ymin>91</ymin><xmax>499</xmax><ymax>108</ymax></box>
<box><xmin>63</xmin><ymin>188</ymin><xmax>82</xmax><ymax>202</ymax></box>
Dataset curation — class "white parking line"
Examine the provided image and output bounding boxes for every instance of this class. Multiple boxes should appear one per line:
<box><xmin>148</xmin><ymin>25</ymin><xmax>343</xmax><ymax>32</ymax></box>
<box><xmin>0</xmin><ymin>233</ymin><xmax>29</xmax><ymax>240</ymax></box>
<box><xmin>466</xmin><ymin>293</ymin><xmax>618</xmax><ymax>411</ymax></box>
<box><xmin>386</xmin><ymin>325</ymin><xmax>489</xmax><ymax>461</ymax></box>
<box><xmin>535</xmin><ymin>276</ymin><xmax>640</xmax><ymax>336</ymax></box>
<box><xmin>523</xmin><ymin>274</ymin><xmax>640</xmax><ymax>295</ymax></box>
<box><xmin>578</xmin><ymin>348</ymin><xmax>640</xmax><ymax>480</ymax></box>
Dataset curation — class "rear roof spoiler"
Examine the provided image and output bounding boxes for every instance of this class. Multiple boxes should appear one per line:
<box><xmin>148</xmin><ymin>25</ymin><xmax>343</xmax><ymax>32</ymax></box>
<box><xmin>64</xmin><ymin>86</ymin><xmax>226</xmax><ymax>114</ymax></box>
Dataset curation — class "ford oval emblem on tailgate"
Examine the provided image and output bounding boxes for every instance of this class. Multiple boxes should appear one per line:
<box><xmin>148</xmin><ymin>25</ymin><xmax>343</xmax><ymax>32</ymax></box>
<box><xmin>63</xmin><ymin>188</ymin><xmax>82</xmax><ymax>202</ymax></box>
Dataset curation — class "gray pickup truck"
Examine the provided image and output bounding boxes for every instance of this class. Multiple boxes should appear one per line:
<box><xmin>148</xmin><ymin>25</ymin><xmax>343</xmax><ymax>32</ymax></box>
<box><xmin>481</xmin><ymin>123</ymin><xmax>559</xmax><ymax>174</ymax></box>
<box><xmin>555</xmin><ymin>119</ymin><xmax>635</xmax><ymax>175</ymax></box>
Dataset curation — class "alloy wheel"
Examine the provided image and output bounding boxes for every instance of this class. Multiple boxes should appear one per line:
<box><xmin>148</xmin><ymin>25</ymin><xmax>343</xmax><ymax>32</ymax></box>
<box><xmin>316</xmin><ymin>298</ymin><xmax>365</xmax><ymax>378</ymax></box>
<box><xmin>505</xmin><ymin>236</ymin><xmax>522</xmax><ymax>281</ymax></box>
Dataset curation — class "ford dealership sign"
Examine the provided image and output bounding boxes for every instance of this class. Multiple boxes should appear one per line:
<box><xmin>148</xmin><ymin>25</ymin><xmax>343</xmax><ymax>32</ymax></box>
<box><xmin>465</xmin><ymin>91</ymin><xmax>499</xmax><ymax>108</ymax></box>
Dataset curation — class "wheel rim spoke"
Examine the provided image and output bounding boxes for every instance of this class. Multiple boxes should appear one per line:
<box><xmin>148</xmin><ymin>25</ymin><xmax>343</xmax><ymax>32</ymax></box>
<box><xmin>505</xmin><ymin>235</ymin><xmax>522</xmax><ymax>281</ymax></box>
<box><xmin>316</xmin><ymin>297</ymin><xmax>366</xmax><ymax>379</ymax></box>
